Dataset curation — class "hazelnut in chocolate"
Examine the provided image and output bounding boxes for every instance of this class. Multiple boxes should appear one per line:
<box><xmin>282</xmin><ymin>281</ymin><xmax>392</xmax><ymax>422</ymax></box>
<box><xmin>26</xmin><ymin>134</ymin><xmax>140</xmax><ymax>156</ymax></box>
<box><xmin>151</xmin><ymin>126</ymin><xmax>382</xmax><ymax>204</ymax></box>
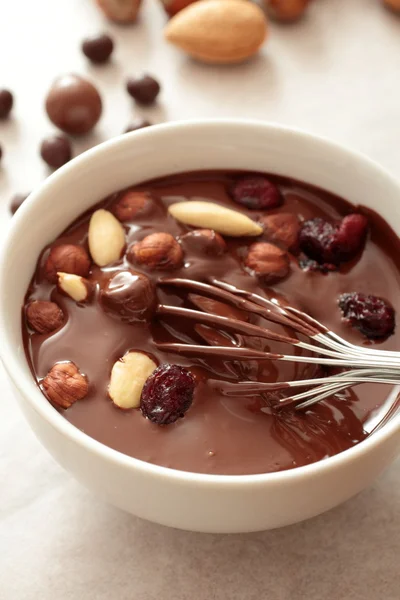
<box><xmin>22</xmin><ymin>171</ymin><xmax>400</xmax><ymax>475</ymax></box>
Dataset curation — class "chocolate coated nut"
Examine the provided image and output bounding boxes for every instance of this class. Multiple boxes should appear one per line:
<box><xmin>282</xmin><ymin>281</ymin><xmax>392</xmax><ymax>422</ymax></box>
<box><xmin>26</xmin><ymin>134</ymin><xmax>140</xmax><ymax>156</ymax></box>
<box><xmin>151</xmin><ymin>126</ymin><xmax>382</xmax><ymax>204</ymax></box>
<box><xmin>126</xmin><ymin>75</ymin><xmax>161</xmax><ymax>105</ymax></box>
<box><xmin>101</xmin><ymin>270</ymin><xmax>157</xmax><ymax>322</ymax></box>
<box><xmin>40</xmin><ymin>134</ymin><xmax>72</xmax><ymax>169</ymax></box>
<box><xmin>82</xmin><ymin>33</ymin><xmax>114</xmax><ymax>63</ymax></box>
<box><xmin>45</xmin><ymin>74</ymin><xmax>102</xmax><ymax>135</ymax></box>
<box><xmin>0</xmin><ymin>89</ymin><xmax>13</xmax><ymax>118</ymax></box>
<box><xmin>180</xmin><ymin>229</ymin><xmax>227</xmax><ymax>256</ymax></box>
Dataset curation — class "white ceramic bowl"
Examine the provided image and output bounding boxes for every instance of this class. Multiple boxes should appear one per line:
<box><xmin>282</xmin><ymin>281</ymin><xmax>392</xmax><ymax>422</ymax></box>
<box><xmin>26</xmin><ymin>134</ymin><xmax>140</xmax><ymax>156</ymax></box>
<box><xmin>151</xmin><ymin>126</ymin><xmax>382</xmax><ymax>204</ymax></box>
<box><xmin>1</xmin><ymin>120</ymin><xmax>400</xmax><ymax>533</ymax></box>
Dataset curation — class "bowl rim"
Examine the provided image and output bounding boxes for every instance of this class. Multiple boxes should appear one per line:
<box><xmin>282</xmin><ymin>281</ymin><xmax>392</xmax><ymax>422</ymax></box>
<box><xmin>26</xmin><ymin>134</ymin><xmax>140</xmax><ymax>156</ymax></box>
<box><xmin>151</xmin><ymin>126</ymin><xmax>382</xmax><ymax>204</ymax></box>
<box><xmin>1</xmin><ymin>118</ymin><xmax>400</xmax><ymax>488</ymax></box>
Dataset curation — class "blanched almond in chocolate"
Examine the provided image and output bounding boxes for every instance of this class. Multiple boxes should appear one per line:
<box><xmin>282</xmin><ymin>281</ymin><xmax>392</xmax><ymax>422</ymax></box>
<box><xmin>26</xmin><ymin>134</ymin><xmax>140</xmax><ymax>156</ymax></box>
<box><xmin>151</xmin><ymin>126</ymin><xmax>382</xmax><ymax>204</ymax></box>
<box><xmin>109</xmin><ymin>351</ymin><xmax>157</xmax><ymax>409</ymax></box>
<box><xmin>57</xmin><ymin>272</ymin><xmax>91</xmax><ymax>302</ymax></box>
<box><xmin>88</xmin><ymin>209</ymin><xmax>126</xmax><ymax>267</ymax></box>
<box><xmin>169</xmin><ymin>201</ymin><xmax>263</xmax><ymax>237</ymax></box>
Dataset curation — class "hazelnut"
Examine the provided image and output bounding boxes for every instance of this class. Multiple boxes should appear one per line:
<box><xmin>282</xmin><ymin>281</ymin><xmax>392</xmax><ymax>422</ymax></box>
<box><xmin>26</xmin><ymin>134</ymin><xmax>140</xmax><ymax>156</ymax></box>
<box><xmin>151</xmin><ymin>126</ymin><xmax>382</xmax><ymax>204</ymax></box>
<box><xmin>101</xmin><ymin>270</ymin><xmax>157</xmax><ymax>322</ymax></box>
<box><xmin>267</xmin><ymin>0</ymin><xmax>310</xmax><ymax>21</ymax></box>
<box><xmin>96</xmin><ymin>0</ymin><xmax>142</xmax><ymax>22</ymax></box>
<box><xmin>113</xmin><ymin>191</ymin><xmax>152</xmax><ymax>222</ymax></box>
<box><xmin>44</xmin><ymin>244</ymin><xmax>91</xmax><ymax>283</ymax></box>
<box><xmin>159</xmin><ymin>0</ymin><xmax>198</xmax><ymax>17</ymax></box>
<box><xmin>180</xmin><ymin>228</ymin><xmax>227</xmax><ymax>256</ymax></box>
<box><xmin>260</xmin><ymin>213</ymin><xmax>300</xmax><ymax>250</ymax></box>
<box><xmin>245</xmin><ymin>242</ymin><xmax>290</xmax><ymax>282</ymax></box>
<box><xmin>25</xmin><ymin>300</ymin><xmax>64</xmax><ymax>334</ymax></box>
<box><xmin>42</xmin><ymin>362</ymin><xmax>89</xmax><ymax>409</ymax></box>
<box><xmin>383</xmin><ymin>0</ymin><xmax>400</xmax><ymax>12</ymax></box>
<box><xmin>128</xmin><ymin>232</ymin><xmax>183</xmax><ymax>270</ymax></box>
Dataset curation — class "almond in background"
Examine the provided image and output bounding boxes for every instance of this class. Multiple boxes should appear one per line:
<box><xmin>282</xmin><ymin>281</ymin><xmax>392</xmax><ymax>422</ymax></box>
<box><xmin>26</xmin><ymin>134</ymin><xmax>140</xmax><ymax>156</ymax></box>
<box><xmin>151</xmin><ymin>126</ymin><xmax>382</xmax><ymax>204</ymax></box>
<box><xmin>164</xmin><ymin>0</ymin><xmax>268</xmax><ymax>64</ymax></box>
<box><xmin>267</xmin><ymin>0</ymin><xmax>311</xmax><ymax>22</ymax></box>
<box><xmin>383</xmin><ymin>0</ymin><xmax>400</xmax><ymax>13</ymax></box>
<box><xmin>267</xmin><ymin>0</ymin><xmax>311</xmax><ymax>23</ymax></box>
<box><xmin>159</xmin><ymin>0</ymin><xmax>198</xmax><ymax>16</ymax></box>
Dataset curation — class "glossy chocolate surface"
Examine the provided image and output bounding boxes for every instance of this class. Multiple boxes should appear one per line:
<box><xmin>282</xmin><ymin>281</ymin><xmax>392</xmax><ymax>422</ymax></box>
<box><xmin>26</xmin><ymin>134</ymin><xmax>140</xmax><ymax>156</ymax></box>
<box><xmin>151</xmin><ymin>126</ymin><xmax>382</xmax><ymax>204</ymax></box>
<box><xmin>23</xmin><ymin>171</ymin><xmax>400</xmax><ymax>475</ymax></box>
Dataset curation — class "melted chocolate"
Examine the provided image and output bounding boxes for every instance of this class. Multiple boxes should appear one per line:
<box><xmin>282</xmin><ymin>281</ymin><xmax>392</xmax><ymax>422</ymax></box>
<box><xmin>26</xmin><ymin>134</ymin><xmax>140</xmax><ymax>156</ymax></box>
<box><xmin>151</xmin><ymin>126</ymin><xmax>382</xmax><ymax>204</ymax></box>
<box><xmin>22</xmin><ymin>171</ymin><xmax>400</xmax><ymax>475</ymax></box>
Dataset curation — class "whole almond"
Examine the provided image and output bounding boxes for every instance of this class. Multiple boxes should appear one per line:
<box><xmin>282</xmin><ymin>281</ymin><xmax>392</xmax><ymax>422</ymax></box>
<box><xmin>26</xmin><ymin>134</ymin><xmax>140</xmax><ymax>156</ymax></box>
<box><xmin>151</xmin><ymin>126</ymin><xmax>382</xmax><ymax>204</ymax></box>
<box><xmin>164</xmin><ymin>0</ymin><xmax>268</xmax><ymax>64</ymax></box>
<box><xmin>159</xmin><ymin>0</ymin><xmax>198</xmax><ymax>16</ymax></box>
<box><xmin>88</xmin><ymin>209</ymin><xmax>126</xmax><ymax>267</ymax></box>
<box><xmin>383</xmin><ymin>0</ymin><xmax>400</xmax><ymax>12</ymax></box>
<box><xmin>267</xmin><ymin>0</ymin><xmax>310</xmax><ymax>21</ymax></box>
<box><xmin>57</xmin><ymin>272</ymin><xmax>91</xmax><ymax>302</ymax></box>
<box><xmin>169</xmin><ymin>201</ymin><xmax>263</xmax><ymax>236</ymax></box>
<box><xmin>108</xmin><ymin>351</ymin><xmax>157</xmax><ymax>409</ymax></box>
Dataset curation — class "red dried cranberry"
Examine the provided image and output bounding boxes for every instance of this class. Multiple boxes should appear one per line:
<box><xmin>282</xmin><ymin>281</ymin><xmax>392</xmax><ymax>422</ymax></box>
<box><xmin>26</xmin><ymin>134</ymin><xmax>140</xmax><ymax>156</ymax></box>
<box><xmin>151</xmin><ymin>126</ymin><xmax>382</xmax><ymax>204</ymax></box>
<box><xmin>230</xmin><ymin>176</ymin><xmax>282</xmax><ymax>210</ymax></box>
<box><xmin>338</xmin><ymin>292</ymin><xmax>395</xmax><ymax>339</ymax></box>
<box><xmin>299</xmin><ymin>214</ymin><xmax>368</xmax><ymax>265</ymax></box>
<box><xmin>299</xmin><ymin>218</ymin><xmax>337</xmax><ymax>263</ymax></box>
<box><xmin>335</xmin><ymin>214</ymin><xmax>368</xmax><ymax>260</ymax></box>
<box><xmin>140</xmin><ymin>364</ymin><xmax>195</xmax><ymax>425</ymax></box>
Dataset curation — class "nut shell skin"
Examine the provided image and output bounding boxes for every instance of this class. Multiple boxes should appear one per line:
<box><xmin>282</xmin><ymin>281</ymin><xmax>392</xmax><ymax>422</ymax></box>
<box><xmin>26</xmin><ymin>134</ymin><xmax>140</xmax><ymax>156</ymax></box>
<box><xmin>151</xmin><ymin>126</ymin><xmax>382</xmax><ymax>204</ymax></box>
<box><xmin>113</xmin><ymin>191</ymin><xmax>152</xmax><ymax>222</ymax></box>
<box><xmin>42</xmin><ymin>362</ymin><xmax>89</xmax><ymax>409</ymax></box>
<box><xmin>45</xmin><ymin>74</ymin><xmax>102</xmax><ymax>135</ymax></box>
<box><xmin>128</xmin><ymin>232</ymin><xmax>184</xmax><ymax>270</ymax></box>
<box><xmin>260</xmin><ymin>213</ymin><xmax>300</xmax><ymax>250</ymax></box>
<box><xmin>25</xmin><ymin>300</ymin><xmax>64</xmax><ymax>334</ymax></box>
<box><xmin>44</xmin><ymin>244</ymin><xmax>91</xmax><ymax>283</ymax></box>
<box><xmin>245</xmin><ymin>242</ymin><xmax>290</xmax><ymax>282</ymax></box>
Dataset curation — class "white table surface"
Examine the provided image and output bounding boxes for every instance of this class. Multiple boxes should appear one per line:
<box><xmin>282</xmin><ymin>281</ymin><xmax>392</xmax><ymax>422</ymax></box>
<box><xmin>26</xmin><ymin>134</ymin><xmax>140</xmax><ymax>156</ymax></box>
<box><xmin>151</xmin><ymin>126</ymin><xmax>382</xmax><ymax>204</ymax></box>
<box><xmin>1</xmin><ymin>0</ymin><xmax>400</xmax><ymax>598</ymax></box>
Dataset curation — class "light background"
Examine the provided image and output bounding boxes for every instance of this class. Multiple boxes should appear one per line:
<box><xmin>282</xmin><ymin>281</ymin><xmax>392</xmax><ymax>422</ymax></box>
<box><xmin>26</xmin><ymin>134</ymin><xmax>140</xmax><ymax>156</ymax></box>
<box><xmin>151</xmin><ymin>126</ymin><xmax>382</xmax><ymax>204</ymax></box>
<box><xmin>0</xmin><ymin>0</ymin><xmax>399</xmax><ymax>598</ymax></box>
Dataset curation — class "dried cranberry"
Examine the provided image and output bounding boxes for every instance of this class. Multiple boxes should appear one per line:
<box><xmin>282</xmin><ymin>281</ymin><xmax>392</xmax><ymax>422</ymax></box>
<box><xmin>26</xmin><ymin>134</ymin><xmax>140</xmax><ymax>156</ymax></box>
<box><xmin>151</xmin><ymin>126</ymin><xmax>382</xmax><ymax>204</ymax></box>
<box><xmin>335</xmin><ymin>214</ymin><xmax>368</xmax><ymax>260</ymax></box>
<box><xmin>299</xmin><ymin>257</ymin><xmax>337</xmax><ymax>273</ymax></box>
<box><xmin>230</xmin><ymin>176</ymin><xmax>282</xmax><ymax>210</ymax></box>
<box><xmin>140</xmin><ymin>364</ymin><xmax>195</xmax><ymax>425</ymax></box>
<box><xmin>299</xmin><ymin>214</ymin><xmax>368</xmax><ymax>265</ymax></box>
<box><xmin>338</xmin><ymin>292</ymin><xmax>395</xmax><ymax>339</ymax></box>
<box><xmin>299</xmin><ymin>218</ymin><xmax>337</xmax><ymax>264</ymax></box>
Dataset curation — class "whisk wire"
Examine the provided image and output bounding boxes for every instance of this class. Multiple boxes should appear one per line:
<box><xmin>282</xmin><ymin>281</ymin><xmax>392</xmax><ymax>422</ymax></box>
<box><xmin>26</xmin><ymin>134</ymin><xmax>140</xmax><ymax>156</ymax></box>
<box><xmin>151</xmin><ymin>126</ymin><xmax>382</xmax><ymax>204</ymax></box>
<box><xmin>157</xmin><ymin>278</ymin><xmax>400</xmax><ymax>417</ymax></box>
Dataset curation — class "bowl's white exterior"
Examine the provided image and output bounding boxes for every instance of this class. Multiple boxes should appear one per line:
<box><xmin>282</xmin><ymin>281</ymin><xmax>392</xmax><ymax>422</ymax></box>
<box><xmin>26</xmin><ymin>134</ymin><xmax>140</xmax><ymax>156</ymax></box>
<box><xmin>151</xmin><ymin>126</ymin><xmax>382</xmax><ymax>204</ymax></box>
<box><xmin>1</xmin><ymin>121</ymin><xmax>400</xmax><ymax>533</ymax></box>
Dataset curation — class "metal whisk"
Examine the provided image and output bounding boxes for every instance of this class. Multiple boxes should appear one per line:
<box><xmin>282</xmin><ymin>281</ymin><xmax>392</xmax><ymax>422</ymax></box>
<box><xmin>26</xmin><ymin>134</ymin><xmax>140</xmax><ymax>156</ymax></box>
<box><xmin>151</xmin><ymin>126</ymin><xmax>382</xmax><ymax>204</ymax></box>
<box><xmin>155</xmin><ymin>278</ymin><xmax>400</xmax><ymax>421</ymax></box>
